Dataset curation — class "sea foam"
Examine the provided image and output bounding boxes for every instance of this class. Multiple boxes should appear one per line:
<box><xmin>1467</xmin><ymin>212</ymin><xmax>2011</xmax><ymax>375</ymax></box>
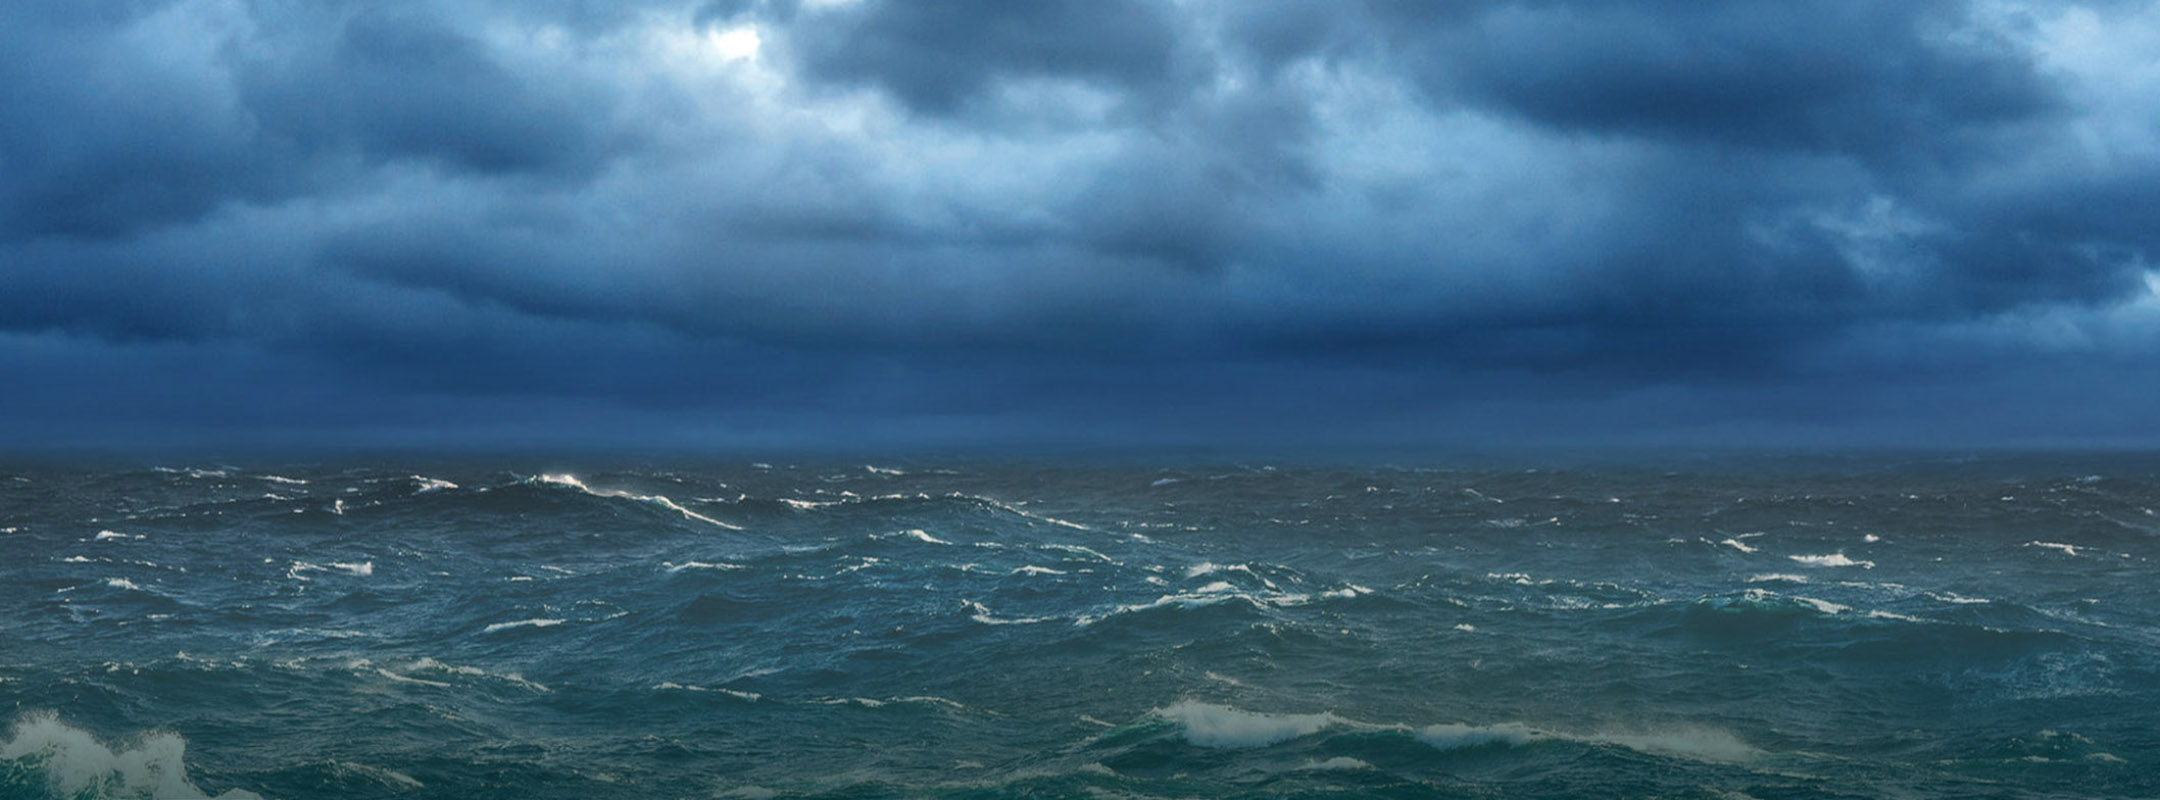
<box><xmin>1</xmin><ymin>714</ymin><xmax>263</xmax><ymax>799</ymax></box>
<box><xmin>1156</xmin><ymin>702</ymin><xmax>1340</xmax><ymax>748</ymax></box>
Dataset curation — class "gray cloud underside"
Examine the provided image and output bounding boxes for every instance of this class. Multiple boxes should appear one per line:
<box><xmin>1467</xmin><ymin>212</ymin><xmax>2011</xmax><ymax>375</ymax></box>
<box><xmin>4</xmin><ymin>0</ymin><xmax>2158</xmax><ymax>448</ymax></box>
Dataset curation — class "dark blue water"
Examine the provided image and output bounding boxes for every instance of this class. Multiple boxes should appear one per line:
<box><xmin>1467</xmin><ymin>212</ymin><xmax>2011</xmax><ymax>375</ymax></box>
<box><xmin>3</xmin><ymin>455</ymin><xmax>2156</xmax><ymax>799</ymax></box>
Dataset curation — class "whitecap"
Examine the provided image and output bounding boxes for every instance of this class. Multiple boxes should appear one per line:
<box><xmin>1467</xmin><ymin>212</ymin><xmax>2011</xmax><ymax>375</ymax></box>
<box><xmin>482</xmin><ymin>618</ymin><xmax>565</xmax><ymax>634</ymax></box>
<box><xmin>403</xmin><ymin>658</ymin><xmax>549</xmax><ymax>692</ymax></box>
<box><xmin>864</xmin><ymin>465</ymin><xmax>906</xmax><ymax>476</ymax></box>
<box><xmin>1011</xmin><ymin>565</ymin><xmax>1067</xmax><ymax>576</ymax></box>
<box><xmin>0</xmin><ymin>713</ymin><xmax>265</xmax><ymax>799</ymax></box>
<box><xmin>1156</xmin><ymin>701</ymin><xmax>1340</xmax><ymax>748</ymax></box>
<box><xmin>94</xmin><ymin>530</ymin><xmax>133</xmax><ymax>541</ymax></box>
<box><xmin>664</xmin><ymin>560</ymin><xmax>744</xmax><ymax>572</ymax></box>
<box><xmin>103</xmin><ymin>577</ymin><xmax>143</xmax><ymax>591</ymax></box>
<box><xmin>964</xmin><ymin>600</ymin><xmax>1055</xmax><ymax>625</ymax></box>
<box><xmin>2025</xmin><ymin>541</ymin><xmax>2082</xmax><ymax>557</ymax></box>
<box><xmin>1790</xmin><ymin>596</ymin><xmax>1852</xmax><ymax>615</ymax></box>
<box><xmin>875</xmin><ymin>529</ymin><xmax>952</xmax><ymax>545</ymax></box>
<box><xmin>411</xmin><ymin>476</ymin><xmax>458</xmax><ymax>493</ymax></box>
<box><xmin>288</xmin><ymin>560</ymin><xmax>373</xmax><ymax>580</ymax></box>
<box><xmin>1789</xmin><ymin>553</ymin><xmax>1873</xmax><ymax>568</ymax></box>
<box><xmin>532</xmin><ymin>474</ymin><xmax>742</xmax><ymax>530</ymax></box>
<box><xmin>652</xmin><ymin>682</ymin><xmax>760</xmax><ymax>701</ymax></box>
<box><xmin>1719</xmin><ymin>538</ymin><xmax>1758</xmax><ymax>554</ymax></box>
<box><xmin>374</xmin><ymin>669</ymin><xmax>453</xmax><ymax>688</ymax></box>
<box><xmin>970</xmin><ymin>495</ymin><xmax>1092</xmax><ymax>530</ymax></box>
<box><xmin>1747</xmin><ymin>573</ymin><xmax>1809</xmax><ymax>584</ymax></box>
<box><xmin>257</xmin><ymin>474</ymin><xmax>308</xmax><ymax>486</ymax></box>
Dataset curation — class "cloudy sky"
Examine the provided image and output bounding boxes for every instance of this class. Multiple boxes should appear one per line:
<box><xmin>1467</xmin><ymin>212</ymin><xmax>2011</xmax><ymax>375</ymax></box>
<box><xmin>4</xmin><ymin>0</ymin><xmax>2158</xmax><ymax>451</ymax></box>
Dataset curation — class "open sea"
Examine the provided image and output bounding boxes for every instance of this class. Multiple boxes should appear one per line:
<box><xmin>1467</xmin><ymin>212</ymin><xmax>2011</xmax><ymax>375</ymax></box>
<box><xmin>2</xmin><ymin>454</ymin><xmax>2155</xmax><ymax>799</ymax></box>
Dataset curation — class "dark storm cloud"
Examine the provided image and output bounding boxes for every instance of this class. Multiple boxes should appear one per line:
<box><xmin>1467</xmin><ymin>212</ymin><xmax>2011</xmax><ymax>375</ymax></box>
<box><xmin>785</xmin><ymin>0</ymin><xmax>1195</xmax><ymax>115</ymax></box>
<box><xmin>3</xmin><ymin>0</ymin><xmax>2158</xmax><ymax>448</ymax></box>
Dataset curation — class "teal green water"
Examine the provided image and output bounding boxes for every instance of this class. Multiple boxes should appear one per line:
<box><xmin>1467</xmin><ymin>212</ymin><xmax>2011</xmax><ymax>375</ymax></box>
<box><xmin>3</xmin><ymin>456</ymin><xmax>2156</xmax><ymax>798</ymax></box>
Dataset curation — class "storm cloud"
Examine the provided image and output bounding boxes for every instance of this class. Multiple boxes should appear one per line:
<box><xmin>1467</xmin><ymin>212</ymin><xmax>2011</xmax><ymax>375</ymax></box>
<box><xmin>4</xmin><ymin>0</ymin><xmax>2158</xmax><ymax>449</ymax></box>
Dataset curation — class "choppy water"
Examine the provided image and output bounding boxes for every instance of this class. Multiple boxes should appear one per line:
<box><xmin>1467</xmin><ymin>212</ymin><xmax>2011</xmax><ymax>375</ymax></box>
<box><xmin>2</xmin><ymin>454</ymin><xmax>2157</xmax><ymax>799</ymax></box>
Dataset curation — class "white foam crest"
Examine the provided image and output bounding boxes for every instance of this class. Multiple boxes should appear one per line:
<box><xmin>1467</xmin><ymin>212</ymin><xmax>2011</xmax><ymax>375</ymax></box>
<box><xmin>1035</xmin><ymin>543</ymin><xmax>1116</xmax><ymax>563</ymax></box>
<box><xmin>652</xmin><ymin>682</ymin><xmax>761</xmax><ymax>701</ymax></box>
<box><xmin>1789</xmin><ymin>553</ymin><xmax>1874</xmax><ymax>568</ymax></box>
<box><xmin>776</xmin><ymin>497</ymin><xmax>841</xmax><ymax>510</ymax></box>
<box><xmin>811</xmin><ymin>697</ymin><xmax>887</xmax><ymax>708</ymax></box>
<box><xmin>62</xmin><ymin>556</ymin><xmax>94</xmax><ymax>563</ymax></box>
<box><xmin>875</xmin><ymin>529</ymin><xmax>952</xmax><ymax>545</ymax></box>
<box><xmin>103</xmin><ymin>578</ymin><xmax>143</xmax><ymax>592</ymax></box>
<box><xmin>1156</xmin><ymin>701</ymin><xmax>1341</xmax><ymax>748</ymax></box>
<box><xmin>532</xmin><ymin>474</ymin><xmax>742</xmax><ymax>530</ymax></box>
<box><xmin>969</xmin><ymin>495</ymin><xmax>1091</xmax><ymax>530</ymax></box>
<box><xmin>963</xmin><ymin>600</ymin><xmax>1055</xmax><ymax>626</ymax></box>
<box><xmin>155</xmin><ymin>467</ymin><xmax>231</xmax><ymax>480</ymax></box>
<box><xmin>1747</xmin><ymin>573</ymin><xmax>1809</xmax><ymax>584</ymax></box>
<box><xmin>1297</xmin><ymin>757</ymin><xmax>1374</xmax><ymax>771</ymax></box>
<box><xmin>1929</xmin><ymin>591</ymin><xmax>1991</xmax><ymax>604</ymax></box>
<box><xmin>482</xmin><ymin>618</ymin><xmax>565</xmax><ymax>634</ymax></box>
<box><xmin>1075</xmin><ymin>580</ymin><xmax>1356</xmax><ymax>626</ymax></box>
<box><xmin>0</xmin><ymin>713</ymin><xmax>264</xmax><ymax>799</ymax></box>
<box><xmin>403</xmin><ymin>658</ymin><xmax>550</xmax><ymax>692</ymax></box>
<box><xmin>287</xmin><ymin>560</ymin><xmax>373</xmax><ymax>580</ymax></box>
<box><xmin>1866</xmin><ymin>610</ymin><xmax>1927</xmax><ymax>623</ymax></box>
<box><xmin>1863</xmin><ymin>533</ymin><xmax>1882</xmax><ymax>543</ymax></box>
<box><xmin>1150</xmin><ymin>477</ymin><xmax>1182</xmax><ymax>487</ymax></box>
<box><xmin>2026</xmin><ymin>541</ymin><xmax>2082</xmax><ymax>556</ymax></box>
<box><xmin>864</xmin><ymin>465</ymin><xmax>906</xmax><ymax>476</ymax></box>
<box><xmin>410</xmin><ymin>476</ymin><xmax>458</xmax><ymax>493</ymax></box>
<box><xmin>1790</xmin><ymin>596</ymin><xmax>1853</xmax><ymax>615</ymax></box>
<box><xmin>256</xmin><ymin>474</ymin><xmax>308</xmax><ymax>486</ymax></box>
<box><xmin>664</xmin><ymin>560</ymin><xmax>744</xmax><ymax>572</ymax></box>
<box><xmin>1011</xmin><ymin>565</ymin><xmax>1067</xmax><ymax>576</ymax></box>
<box><xmin>375</xmin><ymin>668</ymin><xmax>453</xmax><ymax>688</ymax></box>
<box><xmin>94</xmin><ymin>530</ymin><xmax>134</xmax><ymax>541</ymax></box>
<box><xmin>1718</xmin><ymin>538</ymin><xmax>1758</xmax><ymax>554</ymax></box>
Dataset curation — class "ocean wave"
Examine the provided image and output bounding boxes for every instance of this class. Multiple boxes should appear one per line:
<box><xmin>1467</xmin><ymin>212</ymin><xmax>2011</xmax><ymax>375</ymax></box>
<box><xmin>964</xmin><ymin>600</ymin><xmax>1057</xmax><ymax>626</ymax></box>
<box><xmin>873</xmin><ymin>529</ymin><xmax>953</xmax><ymax>546</ymax></box>
<box><xmin>1148</xmin><ymin>702</ymin><xmax>1760</xmax><ymax>762</ymax></box>
<box><xmin>1789</xmin><ymin>553</ymin><xmax>1874</xmax><ymax>568</ymax></box>
<box><xmin>287</xmin><ymin>560</ymin><xmax>373</xmax><ymax>580</ymax></box>
<box><xmin>482</xmin><ymin>618</ymin><xmax>566</xmax><ymax>634</ymax></box>
<box><xmin>1073</xmin><ymin>581</ymin><xmax>1369</xmax><ymax>626</ymax></box>
<box><xmin>1</xmin><ymin>713</ymin><xmax>263</xmax><ymax>799</ymax></box>
<box><xmin>653</xmin><ymin>682</ymin><xmax>761</xmax><ymax>701</ymax></box>
<box><xmin>528</xmin><ymin>473</ymin><xmax>742</xmax><ymax>530</ymax></box>
<box><xmin>1156</xmin><ymin>702</ymin><xmax>1342</xmax><ymax>748</ymax></box>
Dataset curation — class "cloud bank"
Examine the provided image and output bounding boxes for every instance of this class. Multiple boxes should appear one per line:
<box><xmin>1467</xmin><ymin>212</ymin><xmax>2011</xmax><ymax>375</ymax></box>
<box><xmin>5</xmin><ymin>0</ymin><xmax>2159</xmax><ymax>449</ymax></box>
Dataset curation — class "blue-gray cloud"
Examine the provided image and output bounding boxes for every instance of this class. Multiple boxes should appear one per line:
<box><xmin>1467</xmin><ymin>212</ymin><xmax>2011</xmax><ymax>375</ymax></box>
<box><xmin>3</xmin><ymin>0</ymin><xmax>2158</xmax><ymax>449</ymax></box>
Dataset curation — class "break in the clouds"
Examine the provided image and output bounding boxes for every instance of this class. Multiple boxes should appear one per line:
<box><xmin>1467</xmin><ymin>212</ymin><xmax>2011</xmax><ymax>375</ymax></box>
<box><xmin>3</xmin><ymin>0</ymin><xmax>2158</xmax><ymax>449</ymax></box>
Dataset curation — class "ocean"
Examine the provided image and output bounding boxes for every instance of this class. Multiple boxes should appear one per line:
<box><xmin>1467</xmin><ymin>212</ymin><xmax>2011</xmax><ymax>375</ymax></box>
<box><xmin>1</xmin><ymin>454</ymin><xmax>2154</xmax><ymax>799</ymax></box>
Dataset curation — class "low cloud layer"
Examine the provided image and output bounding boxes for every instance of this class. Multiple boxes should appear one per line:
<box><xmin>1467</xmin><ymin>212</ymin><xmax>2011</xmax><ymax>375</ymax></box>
<box><xmin>5</xmin><ymin>0</ymin><xmax>2158</xmax><ymax>449</ymax></box>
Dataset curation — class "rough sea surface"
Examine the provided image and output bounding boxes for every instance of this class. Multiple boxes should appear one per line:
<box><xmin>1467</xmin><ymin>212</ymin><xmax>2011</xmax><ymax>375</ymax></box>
<box><xmin>2</xmin><ymin>455</ymin><xmax>2156</xmax><ymax>799</ymax></box>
